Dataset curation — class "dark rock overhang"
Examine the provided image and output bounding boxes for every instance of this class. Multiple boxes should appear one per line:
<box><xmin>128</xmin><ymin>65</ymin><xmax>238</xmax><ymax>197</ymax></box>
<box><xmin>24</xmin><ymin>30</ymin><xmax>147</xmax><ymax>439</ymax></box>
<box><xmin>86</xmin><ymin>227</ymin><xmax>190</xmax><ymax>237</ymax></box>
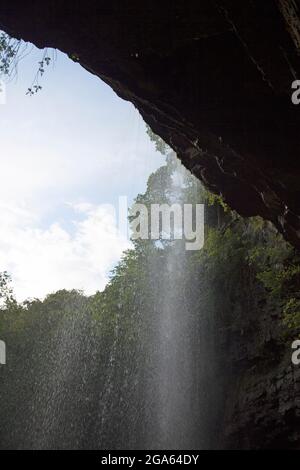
<box><xmin>0</xmin><ymin>0</ymin><xmax>299</xmax><ymax>248</ymax></box>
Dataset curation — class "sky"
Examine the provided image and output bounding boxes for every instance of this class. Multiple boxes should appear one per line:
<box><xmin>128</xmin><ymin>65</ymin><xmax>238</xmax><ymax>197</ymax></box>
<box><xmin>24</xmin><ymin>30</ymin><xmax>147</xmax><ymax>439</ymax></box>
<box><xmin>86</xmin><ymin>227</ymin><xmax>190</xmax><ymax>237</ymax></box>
<box><xmin>0</xmin><ymin>42</ymin><xmax>165</xmax><ymax>301</ymax></box>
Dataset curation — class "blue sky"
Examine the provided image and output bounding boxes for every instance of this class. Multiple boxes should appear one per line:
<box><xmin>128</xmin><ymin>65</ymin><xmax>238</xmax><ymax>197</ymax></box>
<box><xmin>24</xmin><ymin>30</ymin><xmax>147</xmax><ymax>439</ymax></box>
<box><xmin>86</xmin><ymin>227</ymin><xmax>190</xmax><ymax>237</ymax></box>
<box><xmin>0</xmin><ymin>43</ymin><xmax>164</xmax><ymax>300</ymax></box>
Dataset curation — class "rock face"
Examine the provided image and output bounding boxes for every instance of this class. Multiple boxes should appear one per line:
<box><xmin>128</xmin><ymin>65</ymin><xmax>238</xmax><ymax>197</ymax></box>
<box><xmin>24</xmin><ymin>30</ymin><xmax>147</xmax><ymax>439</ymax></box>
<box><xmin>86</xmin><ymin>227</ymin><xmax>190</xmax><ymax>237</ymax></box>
<box><xmin>225</xmin><ymin>357</ymin><xmax>300</xmax><ymax>449</ymax></box>
<box><xmin>221</xmin><ymin>300</ymin><xmax>300</xmax><ymax>449</ymax></box>
<box><xmin>0</xmin><ymin>0</ymin><xmax>299</xmax><ymax>248</ymax></box>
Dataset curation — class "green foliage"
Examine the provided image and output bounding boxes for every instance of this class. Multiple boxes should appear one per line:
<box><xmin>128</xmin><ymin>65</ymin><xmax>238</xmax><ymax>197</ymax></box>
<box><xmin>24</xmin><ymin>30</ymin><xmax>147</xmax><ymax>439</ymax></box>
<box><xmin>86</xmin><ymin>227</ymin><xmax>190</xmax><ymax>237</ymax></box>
<box><xmin>0</xmin><ymin>271</ymin><xmax>15</xmax><ymax>306</ymax></box>
<box><xmin>246</xmin><ymin>226</ymin><xmax>300</xmax><ymax>331</ymax></box>
<box><xmin>146</xmin><ymin>125</ymin><xmax>170</xmax><ymax>155</ymax></box>
<box><xmin>204</xmin><ymin>190</ymin><xmax>229</xmax><ymax>212</ymax></box>
<box><xmin>26</xmin><ymin>54</ymin><xmax>52</xmax><ymax>96</ymax></box>
<box><xmin>256</xmin><ymin>264</ymin><xmax>299</xmax><ymax>299</ymax></box>
<box><xmin>282</xmin><ymin>298</ymin><xmax>300</xmax><ymax>330</ymax></box>
<box><xmin>69</xmin><ymin>53</ymin><xmax>80</xmax><ymax>62</ymax></box>
<box><xmin>0</xmin><ymin>150</ymin><xmax>299</xmax><ymax>447</ymax></box>
<box><xmin>194</xmin><ymin>200</ymin><xmax>300</xmax><ymax>335</ymax></box>
<box><xmin>0</xmin><ymin>33</ymin><xmax>18</xmax><ymax>75</ymax></box>
<box><xmin>256</xmin><ymin>269</ymin><xmax>284</xmax><ymax>297</ymax></box>
<box><xmin>0</xmin><ymin>31</ymin><xmax>53</xmax><ymax>95</ymax></box>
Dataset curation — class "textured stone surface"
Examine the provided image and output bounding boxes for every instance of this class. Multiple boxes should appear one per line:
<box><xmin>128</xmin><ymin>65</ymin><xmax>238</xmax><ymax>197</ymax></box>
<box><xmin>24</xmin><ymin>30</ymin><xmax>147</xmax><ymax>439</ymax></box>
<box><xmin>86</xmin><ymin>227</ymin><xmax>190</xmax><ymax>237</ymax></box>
<box><xmin>0</xmin><ymin>0</ymin><xmax>299</xmax><ymax>248</ymax></box>
<box><xmin>224</xmin><ymin>361</ymin><xmax>300</xmax><ymax>448</ymax></box>
<box><xmin>220</xmin><ymin>287</ymin><xmax>300</xmax><ymax>449</ymax></box>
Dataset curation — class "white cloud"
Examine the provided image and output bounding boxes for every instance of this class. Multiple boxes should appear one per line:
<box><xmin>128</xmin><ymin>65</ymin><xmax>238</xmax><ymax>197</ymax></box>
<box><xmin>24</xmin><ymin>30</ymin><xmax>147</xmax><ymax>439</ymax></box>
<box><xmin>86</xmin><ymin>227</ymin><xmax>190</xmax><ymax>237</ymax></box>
<box><xmin>0</xmin><ymin>202</ymin><xmax>131</xmax><ymax>301</ymax></box>
<box><xmin>0</xmin><ymin>48</ymin><xmax>164</xmax><ymax>302</ymax></box>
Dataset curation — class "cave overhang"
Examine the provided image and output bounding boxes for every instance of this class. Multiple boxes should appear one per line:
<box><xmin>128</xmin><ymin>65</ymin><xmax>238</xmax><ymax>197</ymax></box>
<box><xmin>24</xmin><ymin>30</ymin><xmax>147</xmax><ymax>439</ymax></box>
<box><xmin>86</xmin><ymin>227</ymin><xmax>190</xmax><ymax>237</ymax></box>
<box><xmin>0</xmin><ymin>0</ymin><xmax>299</xmax><ymax>248</ymax></box>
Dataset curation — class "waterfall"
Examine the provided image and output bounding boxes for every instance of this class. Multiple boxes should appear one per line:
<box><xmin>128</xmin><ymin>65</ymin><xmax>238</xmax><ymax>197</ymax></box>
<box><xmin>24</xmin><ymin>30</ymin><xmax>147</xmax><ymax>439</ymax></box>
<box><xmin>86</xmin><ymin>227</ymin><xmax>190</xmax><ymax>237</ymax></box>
<box><xmin>144</xmin><ymin>161</ymin><xmax>207</xmax><ymax>449</ymax></box>
<box><xmin>155</xmin><ymin>240</ymin><xmax>195</xmax><ymax>449</ymax></box>
<box><xmin>0</xmin><ymin>156</ymin><xmax>222</xmax><ymax>450</ymax></box>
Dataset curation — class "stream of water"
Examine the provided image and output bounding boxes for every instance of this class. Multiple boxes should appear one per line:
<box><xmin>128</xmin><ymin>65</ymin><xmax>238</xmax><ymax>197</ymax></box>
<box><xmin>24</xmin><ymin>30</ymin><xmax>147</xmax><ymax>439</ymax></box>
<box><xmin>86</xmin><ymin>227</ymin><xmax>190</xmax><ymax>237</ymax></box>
<box><xmin>0</xmin><ymin>160</ymin><xmax>221</xmax><ymax>450</ymax></box>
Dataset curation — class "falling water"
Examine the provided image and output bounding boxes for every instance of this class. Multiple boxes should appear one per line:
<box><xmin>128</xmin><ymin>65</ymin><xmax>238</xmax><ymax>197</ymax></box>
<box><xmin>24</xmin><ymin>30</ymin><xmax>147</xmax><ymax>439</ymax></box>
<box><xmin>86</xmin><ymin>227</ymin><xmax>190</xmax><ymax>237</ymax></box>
<box><xmin>22</xmin><ymin>297</ymin><xmax>97</xmax><ymax>449</ymax></box>
<box><xmin>144</xmin><ymin>162</ymin><xmax>213</xmax><ymax>449</ymax></box>
<box><xmin>155</xmin><ymin>241</ymin><xmax>195</xmax><ymax>448</ymax></box>
<box><xmin>0</xmin><ymin>158</ymin><xmax>222</xmax><ymax>450</ymax></box>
